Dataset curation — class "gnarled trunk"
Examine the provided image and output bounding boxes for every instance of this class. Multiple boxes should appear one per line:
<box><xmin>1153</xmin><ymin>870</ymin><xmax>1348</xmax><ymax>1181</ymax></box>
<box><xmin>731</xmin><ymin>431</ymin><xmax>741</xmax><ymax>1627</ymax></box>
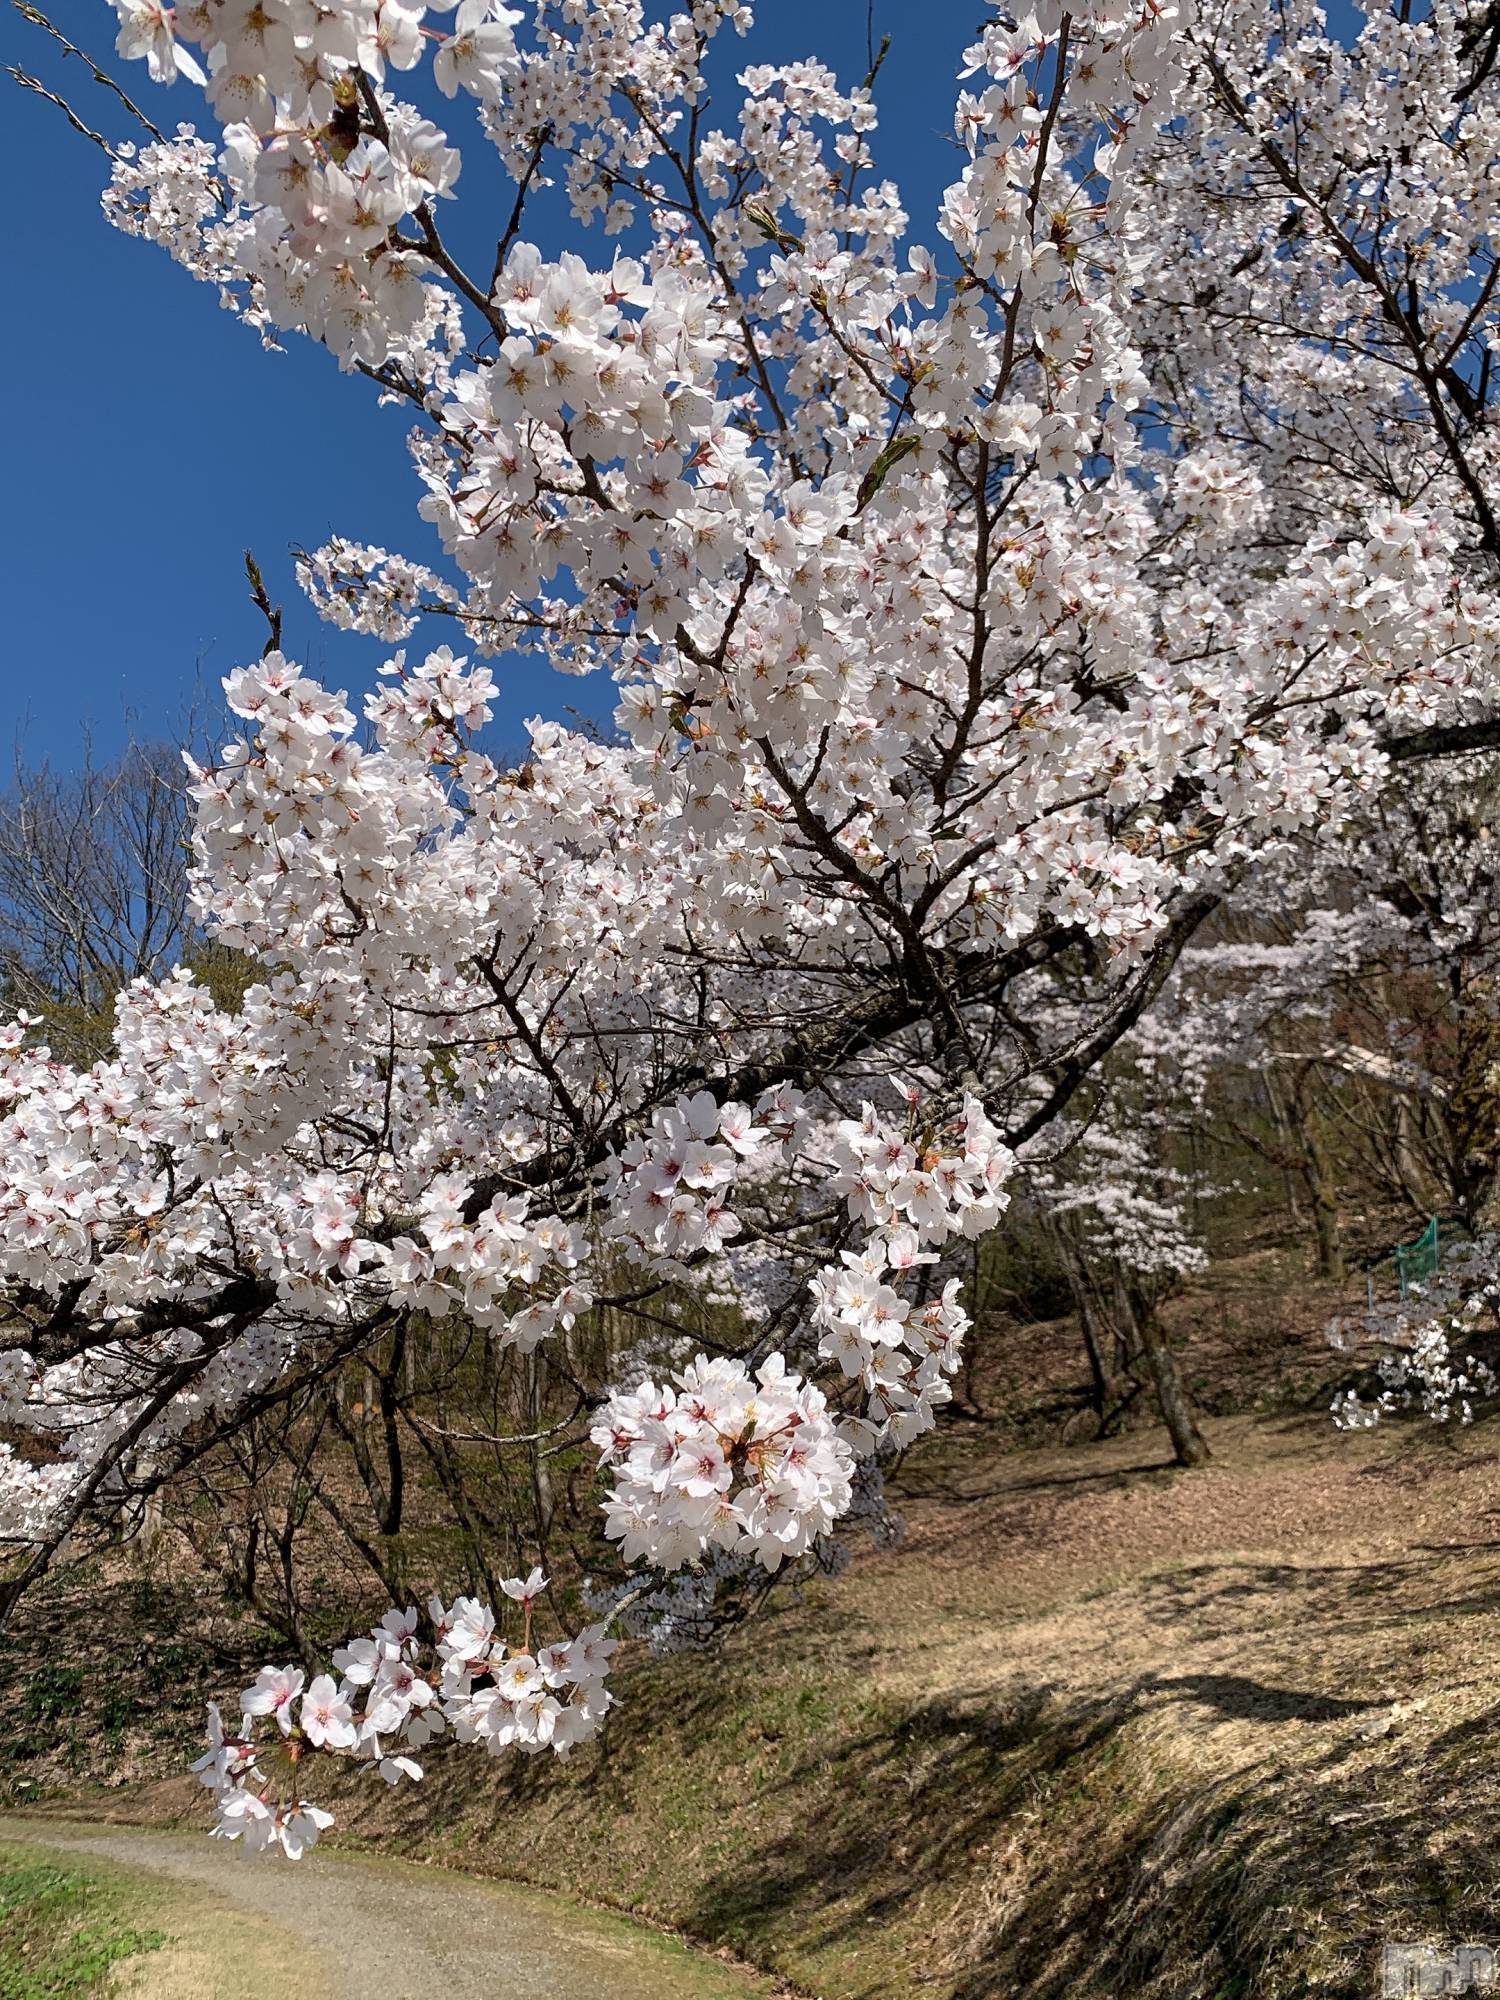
<box><xmin>1136</xmin><ymin>1312</ymin><xmax>1211</xmax><ymax>1466</ymax></box>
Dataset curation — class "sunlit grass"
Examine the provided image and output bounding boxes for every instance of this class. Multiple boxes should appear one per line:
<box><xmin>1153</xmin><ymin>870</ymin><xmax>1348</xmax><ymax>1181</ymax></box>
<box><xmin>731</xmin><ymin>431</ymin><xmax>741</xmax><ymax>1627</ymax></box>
<box><xmin>0</xmin><ymin>1845</ymin><xmax>164</xmax><ymax>1998</ymax></box>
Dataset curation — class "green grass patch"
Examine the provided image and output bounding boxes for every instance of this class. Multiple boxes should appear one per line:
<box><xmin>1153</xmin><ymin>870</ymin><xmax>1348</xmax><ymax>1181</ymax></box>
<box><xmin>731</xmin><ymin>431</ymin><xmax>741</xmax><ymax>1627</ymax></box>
<box><xmin>0</xmin><ymin>1848</ymin><xmax>165</xmax><ymax>1998</ymax></box>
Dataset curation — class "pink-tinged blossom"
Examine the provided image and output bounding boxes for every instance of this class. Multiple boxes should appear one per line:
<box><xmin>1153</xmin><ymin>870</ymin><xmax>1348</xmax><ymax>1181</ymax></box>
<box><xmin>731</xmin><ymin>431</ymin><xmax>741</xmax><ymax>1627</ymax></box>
<box><xmin>240</xmin><ymin>1666</ymin><xmax>304</xmax><ymax>1737</ymax></box>
<box><xmin>300</xmin><ymin>1676</ymin><xmax>358</xmax><ymax>1750</ymax></box>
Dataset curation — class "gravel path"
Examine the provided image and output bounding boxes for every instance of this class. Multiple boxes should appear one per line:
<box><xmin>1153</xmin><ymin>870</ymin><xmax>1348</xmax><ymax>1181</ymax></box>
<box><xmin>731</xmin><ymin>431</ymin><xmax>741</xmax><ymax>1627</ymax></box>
<box><xmin>0</xmin><ymin>1818</ymin><xmax>764</xmax><ymax>2000</ymax></box>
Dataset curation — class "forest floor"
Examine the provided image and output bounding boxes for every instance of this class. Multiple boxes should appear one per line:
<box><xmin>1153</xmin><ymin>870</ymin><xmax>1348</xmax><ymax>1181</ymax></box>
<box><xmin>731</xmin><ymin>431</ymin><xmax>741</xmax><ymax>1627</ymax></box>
<box><xmin>8</xmin><ymin>1242</ymin><xmax>1500</xmax><ymax>1999</ymax></box>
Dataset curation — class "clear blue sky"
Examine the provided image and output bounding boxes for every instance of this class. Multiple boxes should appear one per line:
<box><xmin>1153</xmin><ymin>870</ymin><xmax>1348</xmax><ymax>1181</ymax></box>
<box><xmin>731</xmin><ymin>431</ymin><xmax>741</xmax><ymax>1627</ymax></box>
<box><xmin>3</xmin><ymin>0</ymin><xmax>985</xmax><ymax>770</ymax></box>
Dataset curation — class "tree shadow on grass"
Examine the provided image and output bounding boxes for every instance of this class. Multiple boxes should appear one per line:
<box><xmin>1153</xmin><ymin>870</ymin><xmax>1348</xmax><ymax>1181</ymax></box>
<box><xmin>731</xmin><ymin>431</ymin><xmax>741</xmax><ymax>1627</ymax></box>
<box><xmin>1142</xmin><ymin>1673</ymin><xmax>1378</xmax><ymax>1725</ymax></box>
<box><xmin>683</xmin><ymin>1676</ymin><xmax>1137</xmax><ymax>1972</ymax></box>
<box><xmin>896</xmin><ymin>1453</ymin><xmax>1186</xmax><ymax>1508</ymax></box>
<box><xmin>1132</xmin><ymin>1552</ymin><xmax>1500</xmax><ymax>1639</ymax></box>
<box><xmin>679</xmin><ymin>1670</ymin><xmax>1500</xmax><ymax>1999</ymax></box>
<box><xmin>676</xmin><ymin>1562</ymin><xmax>1500</xmax><ymax>1999</ymax></box>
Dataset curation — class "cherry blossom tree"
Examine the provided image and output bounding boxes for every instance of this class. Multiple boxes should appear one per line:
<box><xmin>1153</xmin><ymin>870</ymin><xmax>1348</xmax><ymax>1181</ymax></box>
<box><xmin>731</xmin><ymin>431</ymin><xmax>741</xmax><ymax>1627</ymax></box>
<box><xmin>1132</xmin><ymin>764</ymin><xmax>1500</xmax><ymax>1265</ymax></box>
<box><xmin>1016</xmin><ymin>1064</ymin><xmax>1214</xmax><ymax>1461</ymax></box>
<box><xmin>6</xmin><ymin>0</ymin><xmax>1500</xmax><ymax>1850</ymax></box>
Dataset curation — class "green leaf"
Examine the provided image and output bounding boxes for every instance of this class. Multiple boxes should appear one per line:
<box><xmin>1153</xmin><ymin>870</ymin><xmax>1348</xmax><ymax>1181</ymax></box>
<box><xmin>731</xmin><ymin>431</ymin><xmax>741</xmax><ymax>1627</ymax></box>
<box><xmin>855</xmin><ymin>433</ymin><xmax>921</xmax><ymax>512</ymax></box>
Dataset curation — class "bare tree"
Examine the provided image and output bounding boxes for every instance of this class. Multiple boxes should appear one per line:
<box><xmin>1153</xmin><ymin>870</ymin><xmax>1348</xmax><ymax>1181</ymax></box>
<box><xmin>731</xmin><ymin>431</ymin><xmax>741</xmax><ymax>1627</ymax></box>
<box><xmin>0</xmin><ymin>736</ymin><xmax>195</xmax><ymax>1053</ymax></box>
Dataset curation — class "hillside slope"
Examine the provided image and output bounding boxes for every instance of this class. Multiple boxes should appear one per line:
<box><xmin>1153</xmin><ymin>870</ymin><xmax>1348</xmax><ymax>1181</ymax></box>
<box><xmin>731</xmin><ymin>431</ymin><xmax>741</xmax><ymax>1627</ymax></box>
<box><xmin>14</xmin><ymin>1396</ymin><xmax>1500</xmax><ymax>2000</ymax></box>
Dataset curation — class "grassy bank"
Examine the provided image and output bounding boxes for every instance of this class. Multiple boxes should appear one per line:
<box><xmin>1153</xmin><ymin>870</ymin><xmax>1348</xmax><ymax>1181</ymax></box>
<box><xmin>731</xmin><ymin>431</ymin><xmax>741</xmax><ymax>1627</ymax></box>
<box><xmin>0</xmin><ymin>1843</ymin><xmax>164</xmax><ymax>1999</ymax></box>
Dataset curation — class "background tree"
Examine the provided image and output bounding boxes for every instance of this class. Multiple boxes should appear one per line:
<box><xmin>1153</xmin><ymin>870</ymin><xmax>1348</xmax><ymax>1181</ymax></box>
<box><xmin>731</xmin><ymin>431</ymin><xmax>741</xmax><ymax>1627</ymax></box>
<box><xmin>0</xmin><ymin>737</ymin><xmax>194</xmax><ymax>1057</ymax></box>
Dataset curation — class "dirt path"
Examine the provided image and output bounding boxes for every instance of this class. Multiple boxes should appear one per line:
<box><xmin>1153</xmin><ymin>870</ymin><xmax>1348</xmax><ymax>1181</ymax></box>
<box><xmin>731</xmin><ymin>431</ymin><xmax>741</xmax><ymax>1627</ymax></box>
<box><xmin>0</xmin><ymin>1818</ymin><xmax>766</xmax><ymax>2000</ymax></box>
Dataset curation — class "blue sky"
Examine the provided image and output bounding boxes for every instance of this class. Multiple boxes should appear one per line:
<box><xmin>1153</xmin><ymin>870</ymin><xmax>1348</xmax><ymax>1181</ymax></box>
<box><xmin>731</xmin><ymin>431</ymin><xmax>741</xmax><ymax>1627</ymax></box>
<box><xmin>3</xmin><ymin>0</ymin><xmax>985</xmax><ymax>770</ymax></box>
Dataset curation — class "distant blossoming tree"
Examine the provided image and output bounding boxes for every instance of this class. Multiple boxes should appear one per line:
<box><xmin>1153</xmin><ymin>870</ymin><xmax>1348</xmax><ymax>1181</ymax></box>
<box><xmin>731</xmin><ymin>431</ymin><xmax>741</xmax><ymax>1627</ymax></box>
<box><xmin>5</xmin><ymin>0</ymin><xmax>1500</xmax><ymax>1853</ymax></box>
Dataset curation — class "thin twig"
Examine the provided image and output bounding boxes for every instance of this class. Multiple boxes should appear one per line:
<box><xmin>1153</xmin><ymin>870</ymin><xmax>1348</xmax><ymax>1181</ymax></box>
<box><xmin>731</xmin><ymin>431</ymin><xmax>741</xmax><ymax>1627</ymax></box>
<box><xmin>10</xmin><ymin>2</ymin><xmax>166</xmax><ymax>142</ymax></box>
<box><xmin>6</xmin><ymin>65</ymin><xmax>114</xmax><ymax>153</ymax></box>
<box><xmin>243</xmin><ymin>550</ymin><xmax>283</xmax><ymax>656</ymax></box>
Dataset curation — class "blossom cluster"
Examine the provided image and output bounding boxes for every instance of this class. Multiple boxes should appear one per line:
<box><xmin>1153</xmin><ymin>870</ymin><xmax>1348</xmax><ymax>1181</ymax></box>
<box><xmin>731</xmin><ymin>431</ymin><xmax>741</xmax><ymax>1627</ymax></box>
<box><xmin>592</xmin><ymin>1352</ymin><xmax>853</xmax><ymax>1572</ymax></box>
<box><xmin>602</xmin><ymin>1090</ymin><xmax>764</xmax><ymax>1267</ymax></box>
<box><xmin>805</xmin><ymin>1096</ymin><xmax>1012</xmax><ymax>1448</ymax></box>
<box><xmin>296</xmin><ymin>538</ymin><xmax>459</xmax><ymax>642</ymax></box>
<box><xmin>105</xmin><ymin>0</ymin><xmax>508</xmax><ymax>363</ymax></box>
<box><xmin>195</xmin><ymin>1580</ymin><xmax>615</xmax><ymax>1856</ymax></box>
<box><xmin>1328</xmin><ymin>1242</ymin><xmax>1500</xmax><ymax>1432</ymax></box>
<box><xmin>826</xmin><ymin>1096</ymin><xmax>1012</xmax><ymax>1245</ymax></box>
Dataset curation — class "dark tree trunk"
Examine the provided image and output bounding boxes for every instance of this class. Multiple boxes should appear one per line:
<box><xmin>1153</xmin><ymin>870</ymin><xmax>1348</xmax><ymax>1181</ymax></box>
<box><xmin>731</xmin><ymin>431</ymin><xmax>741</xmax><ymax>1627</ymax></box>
<box><xmin>1077</xmin><ymin>1291</ymin><xmax>1120</xmax><ymax>1421</ymax></box>
<box><xmin>1303</xmin><ymin>1149</ymin><xmax>1346</xmax><ymax>1282</ymax></box>
<box><xmin>1136</xmin><ymin>1313</ymin><xmax>1212</xmax><ymax>1466</ymax></box>
<box><xmin>377</xmin><ymin>1322</ymin><xmax>406</xmax><ymax>1536</ymax></box>
<box><xmin>1050</xmin><ymin>1222</ymin><xmax>1125</xmax><ymax>1423</ymax></box>
<box><xmin>1286</xmin><ymin>1077</ymin><xmax>1345</xmax><ymax>1281</ymax></box>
